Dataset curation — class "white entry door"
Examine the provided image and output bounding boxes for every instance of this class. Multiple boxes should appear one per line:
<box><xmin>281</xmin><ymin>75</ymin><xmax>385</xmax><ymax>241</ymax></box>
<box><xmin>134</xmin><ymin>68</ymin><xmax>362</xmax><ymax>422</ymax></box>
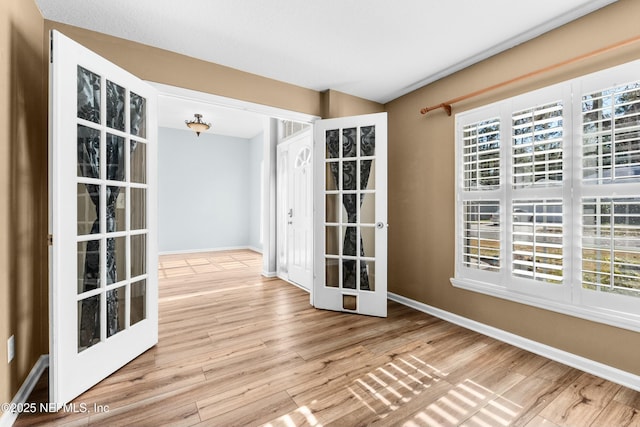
<box><xmin>313</xmin><ymin>113</ymin><xmax>388</xmax><ymax>317</ymax></box>
<box><xmin>287</xmin><ymin>130</ymin><xmax>313</xmax><ymax>289</ymax></box>
<box><xmin>49</xmin><ymin>30</ymin><xmax>158</xmax><ymax>405</ymax></box>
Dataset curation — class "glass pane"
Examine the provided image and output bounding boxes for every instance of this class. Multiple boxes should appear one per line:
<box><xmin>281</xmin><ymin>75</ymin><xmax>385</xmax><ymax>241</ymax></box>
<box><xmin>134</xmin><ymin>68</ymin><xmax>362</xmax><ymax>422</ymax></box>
<box><xmin>360</xmin><ymin>193</ymin><xmax>375</xmax><ymax>224</ymax></box>
<box><xmin>107</xmin><ymin>285</ymin><xmax>126</xmax><ymax>338</ymax></box>
<box><xmin>343</xmin><ymin>226</ymin><xmax>357</xmax><ymax>256</ymax></box>
<box><xmin>106</xmin><ymin>80</ymin><xmax>125</xmax><ymax>131</ymax></box>
<box><xmin>326</xmin><ymin>129</ymin><xmax>339</xmax><ymax>159</ymax></box>
<box><xmin>131</xmin><ymin>141</ymin><xmax>147</xmax><ymax>184</ymax></box>
<box><xmin>343</xmin><ymin>259</ymin><xmax>357</xmax><ymax>289</ymax></box>
<box><xmin>131</xmin><ymin>187</ymin><xmax>146</xmax><ymax>230</ymax></box>
<box><xmin>77</xmin><ymin>183</ymin><xmax>100</xmax><ymax>235</ymax></box>
<box><xmin>107</xmin><ymin>186</ymin><xmax>126</xmax><ymax>232</ymax></box>
<box><xmin>360</xmin><ymin>125</ymin><xmax>376</xmax><ymax>156</ymax></box>
<box><xmin>77</xmin><ymin>66</ymin><xmax>100</xmax><ymax>123</ymax></box>
<box><xmin>343</xmin><ymin>161</ymin><xmax>357</xmax><ymax>191</ymax></box>
<box><xmin>361</xmin><ymin>159</ymin><xmax>375</xmax><ymax>190</ymax></box>
<box><xmin>326</xmin><ymin>194</ymin><xmax>341</xmax><ymax>223</ymax></box>
<box><xmin>342</xmin><ymin>294</ymin><xmax>357</xmax><ymax>310</ymax></box>
<box><xmin>130</xmin><ymin>92</ymin><xmax>147</xmax><ymax>138</ymax></box>
<box><xmin>78</xmin><ymin>294</ymin><xmax>100</xmax><ymax>352</ymax></box>
<box><xmin>131</xmin><ymin>233</ymin><xmax>147</xmax><ymax>278</ymax></box>
<box><xmin>361</xmin><ymin>226</ymin><xmax>375</xmax><ymax>258</ymax></box>
<box><xmin>325</xmin><ymin>259</ymin><xmax>339</xmax><ymax>288</ymax></box>
<box><xmin>362</xmin><ymin>260</ymin><xmax>375</xmax><ymax>291</ymax></box>
<box><xmin>343</xmin><ymin>128</ymin><xmax>357</xmax><ymax>157</ymax></box>
<box><xmin>107</xmin><ymin>236</ymin><xmax>126</xmax><ymax>285</ymax></box>
<box><xmin>78</xmin><ymin>239</ymin><xmax>100</xmax><ymax>294</ymax></box>
<box><xmin>325</xmin><ymin>226</ymin><xmax>340</xmax><ymax>256</ymax></box>
<box><xmin>77</xmin><ymin>125</ymin><xmax>100</xmax><ymax>179</ymax></box>
<box><xmin>106</xmin><ymin>134</ymin><xmax>125</xmax><ymax>181</ymax></box>
<box><xmin>326</xmin><ymin>162</ymin><xmax>339</xmax><ymax>191</ymax></box>
<box><xmin>343</xmin><ymin>194</ymin><xmax>357</xmax><ymax>223</ymax></box>
<box><xmin>131</xmin><ymin>279</ymin><xmax>147</xmax><ymax>325</ymax></box>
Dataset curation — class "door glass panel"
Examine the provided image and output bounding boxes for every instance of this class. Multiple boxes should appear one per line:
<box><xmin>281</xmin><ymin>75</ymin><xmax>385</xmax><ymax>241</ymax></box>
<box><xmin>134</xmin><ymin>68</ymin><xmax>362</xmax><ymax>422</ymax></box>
<box><xmin>131</xmin><ymin>141</ymin><xmax>146</xmax><ymax>184</ymax></box>
<box><xmin>360</xmin><ymin>125</ymin><xmax>375</xmax><ymax>156</ymax></box>
<box><xmin>130</xmin><ymin>92</ymin><xmax>147</xmax><ymax>138</ymax></box>
<box><xmin>325</xmin><ymin>259</ymin><xmax>339</xmax><ymax>288</ymax></box>
<box><xmin>361</xmin><ymin>226</ymin><xmax>375</xmax><ymax>258</ymax></box>
<box><xmin>131</xmin><ymin>188</ymin><xmax>146</xmax><ymax>230</ymax></box>
<box><xmin>360</xmin><ymin>193</ymin><xmax>375</xmax><ymax>224</ymax></box>
<box><xmin>131</xmin><ymin>279</ymin><xmax>146</xmax><ymax>325</ymax></box>
<box><xmin>325</xmin><ymin>226</ymin><xmax>340</xmax><ymax>256</ymax></box>
<box><xmin>77</xmin><ymin>183</ymin><xmax>99</xmax><ymax>235</ymax></box>
<box><xmin>77</xmin><ymin>66</ymin><xmax>100</xmax><ymax>123</ymax></box>
<box><xmin>107</xmin><ymin>285</ymin><xmax>126</xmax><ymax>338</ymax></box>
<box><xmin>343</xmin><ymin>259</ymin><xmax>357</xmax><ymax>289</ymax></box>
<box><xmin>343</xmin><ymin>161</ymin><xmax>357</xmax><ymax>190</ymax></box>
<box><xmin>77</xmin><ymin>240</ymin><xmax>100</xmax><ymax>294</ymax></box>
<box><xmin>108</xmin><ymin>186</ymin><xmax>126</xmax><ymax>232</ymax></box>
<box><xmin>77</xmin><ymin>125</ymin><xmax>100</xmax><ymax>179</ymax></box>
<box><xmin>326</xmin><ymin>129</ymin><xmax>339</xmax><ymax>158</ymax></box>
<box><xmin>342</xmin><ymin>128</ymin><xmax>357</xmax><ymax>157</ymax></box>
<box><xmin>326</xmin><ymin>162</ymin><xmax>339</xmax><ymax>191</ymax></box>
<box><xmin>362</xmin><ymin>261</ymin><xmax>376</xmax><ymax>291</ymax></box>
<box><xmin>361</xmin><ymin>159</ymin><xmax>375</xmax><ymax>190</ymax></box>
<box><xmin>343</xmin><ymin>226</ymin><xmax>357</xmax><ymax>256</ymax></box>
<box><xmin>343</xmin><ymin>194</ymin><xmax>357</xmax><ymax>223</ymax></box>
<box><xmin>78</xmin><ymin>295</ymin><xmax>100</xmax><ymax>352</ymax></box>
<box><xmin>106</xmin><ymin>80</ymin><xmax>125</xmax><ymax>131</ymax></box>
<box><xmin>131</xmin><ymin>233</ymin><xmax>146</xmax><ymax>278</ymax></box>
<box><xmin>106</xmin><ymin>134</ymin><xmax>125</xmax><ymax>181</ymax></box>
<box><xmin>326</xmin><ymin>194</ymin><xmax>341</xmax><ymax>223</ymax></box>
<box><xmin>106</xmin><ymin>236</ymin><xmax>126</xmax><ymax>285</ymax></box>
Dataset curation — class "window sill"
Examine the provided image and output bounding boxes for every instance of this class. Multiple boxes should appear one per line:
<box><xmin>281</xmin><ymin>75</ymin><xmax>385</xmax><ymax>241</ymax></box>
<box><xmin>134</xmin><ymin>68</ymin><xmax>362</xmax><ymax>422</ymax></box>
<box><xmin>450</xmin><ymin>277</ymin><xmax>640</xmax><ymax>334</ymax></box>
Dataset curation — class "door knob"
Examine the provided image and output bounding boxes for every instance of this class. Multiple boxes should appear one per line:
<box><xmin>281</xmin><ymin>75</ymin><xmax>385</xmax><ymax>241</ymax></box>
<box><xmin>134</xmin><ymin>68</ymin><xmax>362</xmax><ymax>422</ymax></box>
<box><xmin>376</xmin><ymin>222</ymin><xmax>386</xmax><ymax>229</ymax></box>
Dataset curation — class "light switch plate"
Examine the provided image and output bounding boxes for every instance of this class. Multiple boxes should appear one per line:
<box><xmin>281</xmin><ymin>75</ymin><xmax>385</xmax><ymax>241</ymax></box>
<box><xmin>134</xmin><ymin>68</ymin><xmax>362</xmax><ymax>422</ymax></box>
<box><xmin>7</xmin><ymin>335</ymin><xmax>15</xmax><ymax>363</ymax></box>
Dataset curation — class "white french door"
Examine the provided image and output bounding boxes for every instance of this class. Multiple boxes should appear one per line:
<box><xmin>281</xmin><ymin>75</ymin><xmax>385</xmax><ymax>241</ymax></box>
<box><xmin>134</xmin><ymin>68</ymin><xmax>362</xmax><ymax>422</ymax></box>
<box><xmin>313</xmin><ymin>113</ymin><xmax>388</xmax><ymax>317</ymax></box>
<box><xmin>49</xmin><ymin>30</ymin><xmax>158</xmax><ymax>405</ymax></box>
<box><xmin>287</xmin><ymin>130</ymin><xmax>313</xmax><ymax>289</ymax></box>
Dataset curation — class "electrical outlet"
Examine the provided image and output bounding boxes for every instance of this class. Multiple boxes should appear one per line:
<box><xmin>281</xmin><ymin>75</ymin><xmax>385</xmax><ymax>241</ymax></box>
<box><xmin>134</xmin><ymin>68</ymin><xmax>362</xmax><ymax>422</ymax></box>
<box><xmin>7</xmin><ymin>335</ymin><xmax>15</xmax><ymax>363</ymax></box>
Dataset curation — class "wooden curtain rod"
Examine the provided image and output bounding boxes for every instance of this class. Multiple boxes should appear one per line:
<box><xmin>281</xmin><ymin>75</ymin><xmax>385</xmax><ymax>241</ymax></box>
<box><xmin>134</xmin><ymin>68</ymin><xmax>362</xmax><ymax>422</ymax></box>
<box><xmin>420</xmin><ymin>34</ymin><xmax>640</xmax><ymax>116</ymax></box>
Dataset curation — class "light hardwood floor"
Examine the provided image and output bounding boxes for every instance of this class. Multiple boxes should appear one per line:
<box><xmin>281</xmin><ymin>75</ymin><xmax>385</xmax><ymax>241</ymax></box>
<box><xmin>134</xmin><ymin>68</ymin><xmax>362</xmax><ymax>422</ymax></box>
<box><xmin>16</xmin><ymin>250</ymin><xmax>640</xmax><ymax>426</ymax></box>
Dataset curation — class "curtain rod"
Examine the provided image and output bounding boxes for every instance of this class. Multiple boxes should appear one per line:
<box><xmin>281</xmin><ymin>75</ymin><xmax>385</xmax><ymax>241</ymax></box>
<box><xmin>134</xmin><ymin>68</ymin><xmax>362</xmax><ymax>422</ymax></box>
<box><xmin>419</xmin><ymin>34</ymin><xmax>640</xmax><ymax>116</ymax></box>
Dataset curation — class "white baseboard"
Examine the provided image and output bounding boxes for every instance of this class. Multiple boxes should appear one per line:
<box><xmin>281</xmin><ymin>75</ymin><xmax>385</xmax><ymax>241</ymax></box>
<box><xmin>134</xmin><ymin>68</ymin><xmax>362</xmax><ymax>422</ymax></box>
<box><xmin>262</xmin><ymin>270</ymin><xmax>277</xmax><ymax>278</ymax></box>
<box><xmin>159</xmin><ymin>245</ymin><xmax>259</xmax><ymax>255</ymax></box>
<box><xmin>388</xmin><ymin>292</ymin><xmax>640</xmax><ymax>392</ymax></box>
<box><xmin>0</xmin><ymin>355</ymin><xmax>49</xmax><ymax>427</ymax></box>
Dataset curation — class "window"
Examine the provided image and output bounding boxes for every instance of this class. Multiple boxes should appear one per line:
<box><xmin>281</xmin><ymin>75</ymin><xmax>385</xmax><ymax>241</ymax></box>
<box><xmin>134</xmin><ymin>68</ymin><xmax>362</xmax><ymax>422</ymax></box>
<box><xmin>453</xmin><ymin>59</ymin><xmax>640</xmax><ymax>332</ymax></box>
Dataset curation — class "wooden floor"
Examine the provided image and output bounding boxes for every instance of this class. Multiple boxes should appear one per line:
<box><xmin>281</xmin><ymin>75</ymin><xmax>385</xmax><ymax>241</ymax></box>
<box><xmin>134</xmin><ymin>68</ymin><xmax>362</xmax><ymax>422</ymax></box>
<box><xmin>16</xmin><ymin>250</ymin><xmax>640</xmax><ymax>426</ymax></box>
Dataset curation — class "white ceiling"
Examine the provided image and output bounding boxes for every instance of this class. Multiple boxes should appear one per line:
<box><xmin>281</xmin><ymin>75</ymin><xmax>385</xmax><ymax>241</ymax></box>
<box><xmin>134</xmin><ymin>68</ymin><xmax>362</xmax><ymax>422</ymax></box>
<box><xmin>36</xmin><ymin>0</ymin><xmax>617</xmax><ymax>137</ymax></box>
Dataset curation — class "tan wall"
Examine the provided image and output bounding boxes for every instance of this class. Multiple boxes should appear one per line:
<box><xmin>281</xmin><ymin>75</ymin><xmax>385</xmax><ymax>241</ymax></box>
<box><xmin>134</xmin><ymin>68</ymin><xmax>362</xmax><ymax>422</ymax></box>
<box><xmin>44</xmin><ymin>21</ymin><xmax>326</xmax><ymax>118</ymax></box>
<box><xmin>0</xmin><ymin>0</ymin><xmax>48</xmax><ymax>409</ymax></box>
<box><xmin>322</xmin><ymin>89</ymin><xmax>384</xmax><ymax>118</ymax></box>
<box><xmin>385</xmin><ymin>0</ymin><xmax>640</xmax><ymax>376</ymax></box>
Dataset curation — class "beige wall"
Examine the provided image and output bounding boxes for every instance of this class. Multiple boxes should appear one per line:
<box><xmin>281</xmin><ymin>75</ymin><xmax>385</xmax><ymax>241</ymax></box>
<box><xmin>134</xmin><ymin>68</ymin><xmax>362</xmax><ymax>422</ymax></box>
<box><xmin>0</xmin><ymin>0</ymin><xmax>48</xmax><ymax>408</ymax></box>
<box><xmin>385</xmin><ymin>0</ymin><xmax>640</xmax><ymax>376</ymax></box>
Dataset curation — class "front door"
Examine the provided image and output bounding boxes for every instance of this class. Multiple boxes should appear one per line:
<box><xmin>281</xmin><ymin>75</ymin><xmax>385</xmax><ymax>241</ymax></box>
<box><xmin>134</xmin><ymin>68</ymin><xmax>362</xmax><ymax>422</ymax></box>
<box><xmin>49</xmin><ymin>30</ymin><xmax>158</xmax><ymax>405</ymax></box>
<box><xmin>313</xmin><ymin>113</ymin><xmax>388</xmax><ymax>317</ymax></box>
<box><xmin>287</xmin><ymin>130</ymin><xmax>313</xmax><ymax>289</ymax></box>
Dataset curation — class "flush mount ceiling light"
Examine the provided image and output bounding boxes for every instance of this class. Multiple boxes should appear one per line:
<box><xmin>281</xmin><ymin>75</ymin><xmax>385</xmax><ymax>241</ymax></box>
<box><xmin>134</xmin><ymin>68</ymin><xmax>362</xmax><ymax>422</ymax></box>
<box><xmin>185</xmin><ymin>113</ymin><xmax>211</xmax><ymax>136</ymax></box>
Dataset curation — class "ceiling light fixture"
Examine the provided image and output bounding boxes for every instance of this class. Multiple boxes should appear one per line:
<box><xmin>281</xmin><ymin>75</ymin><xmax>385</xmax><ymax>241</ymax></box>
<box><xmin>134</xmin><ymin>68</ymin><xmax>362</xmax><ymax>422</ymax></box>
<box><xmin>185</xmin><ymin>113</ymin><xmax>211</xmax><ymax>136</ymax></box>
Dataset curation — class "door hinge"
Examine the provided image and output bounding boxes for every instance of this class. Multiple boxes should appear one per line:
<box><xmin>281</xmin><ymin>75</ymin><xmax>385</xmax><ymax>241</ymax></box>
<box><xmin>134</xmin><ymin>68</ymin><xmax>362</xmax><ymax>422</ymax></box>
<box><xmin>50</xmin><ymin>35</ymin><xmax>54</xmax><ymax>64</ymax></box>
<box><xmin>48</xmin><ymin>234</ymin><xmax>53</xmax><ymax>246</ymax></box>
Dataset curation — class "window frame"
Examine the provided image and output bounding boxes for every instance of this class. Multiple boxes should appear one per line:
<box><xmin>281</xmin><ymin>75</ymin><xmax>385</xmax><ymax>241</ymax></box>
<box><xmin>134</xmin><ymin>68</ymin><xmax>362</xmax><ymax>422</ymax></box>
<box><xmin>452</xmin><ymin>59</ymin><xmax>640</xmax><ymax>333</ymax></box>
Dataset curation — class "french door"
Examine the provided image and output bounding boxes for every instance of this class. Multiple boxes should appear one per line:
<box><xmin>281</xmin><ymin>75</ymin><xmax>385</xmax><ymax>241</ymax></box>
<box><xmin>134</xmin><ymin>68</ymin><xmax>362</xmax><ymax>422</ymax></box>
<box><xmin>49</xmin><ymin>30</ymin><xmax>158</xmax><ymax>405</ymax></box>
<box><xmin>313</xmin><ymin>113</ymin><xmax>388</xmax><ymax>317</ymax></box>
